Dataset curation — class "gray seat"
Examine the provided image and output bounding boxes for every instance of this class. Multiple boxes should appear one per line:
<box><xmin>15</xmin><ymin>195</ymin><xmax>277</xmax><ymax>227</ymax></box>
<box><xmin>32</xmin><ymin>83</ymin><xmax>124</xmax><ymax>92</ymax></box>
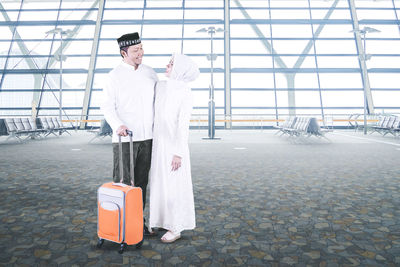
<box><xmin>39</xmin><ymin>117</ymin><xmax>49</xmax><ymax>131</ymax></box>
<box><xmin>5</xmin><ymin>118</ymin><xmax>17</xmax><ymax>134</ymax></box>
<box><xmin>385</xmin><ymin>116</ymin><xmax>400</xmax><ymax>137</ymax></box>
<box><xmin>28</xmin><ymin>117</ymin><xmax>46</xmax><ymax>137</ymax></box>
<box><xmin>14</xmin><ymin>118</ymin><xmax>28</xmax><ymax>133</ymax></box>
<box><xmin>20</xmin><ymin>118</ymin><xmax>40</xmax><ymax>139</ymax></box>
<box><xmin>88</xmin><ymin>119</ymin><xmax>113</xmax><ymax>143</ymax></box>
<box><xmin>52</xmin><ymin>117</ymin><xmax>71</xmax><ymax>135</ymax></box>
<box><xmin>381</xmin><ymin>116</ymin><xmax>396</xmax><ymax>136</ymax></box>
<box><xmin>4</xmin><ymin>118</ymin><xmax>22</xmax><ymax>141</ymax></box>
<box><xmin>39</xmin><ymin>117</ymin><xmax>57</xmax><ymax>137</ymax></box>
<box><xmin>286</xmin><ymin>117</ymin><xmax>310</xmax><ymax>136</ymax></box>
<box><xmin>49</xmin><ymin>117</ymin><xmax>62</xmax><ymax>135</ymax></box>
<box><xmin>370</xmin><ymin>115</ymin><xmax>388</xmax><ymax>134</ymax></box>
<box><xmin>393</xmin><ymin>117</ymin><xmax>400</xmax><ymax>136</ymax></box>
<box><xmin>0</xmin><ymin>119</ymin><xmax>8</xmax><ymax>136</ymax></box>
<box><xmin>275</xmin><ymin>117</ymin><xmax>297</xmax><ymax>136</ymax></box>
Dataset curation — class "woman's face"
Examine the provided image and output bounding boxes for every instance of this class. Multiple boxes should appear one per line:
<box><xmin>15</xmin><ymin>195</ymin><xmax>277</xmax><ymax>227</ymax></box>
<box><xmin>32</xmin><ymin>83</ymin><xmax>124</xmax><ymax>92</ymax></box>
<box><xmin>165</xmin><ymin>58</ymin><xmax>174</xmax><ymax>77</ymax></box>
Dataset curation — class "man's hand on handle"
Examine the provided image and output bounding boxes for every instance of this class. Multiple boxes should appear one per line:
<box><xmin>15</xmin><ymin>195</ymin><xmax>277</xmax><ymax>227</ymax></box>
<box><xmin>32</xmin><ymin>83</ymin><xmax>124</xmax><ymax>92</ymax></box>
<box><xmin>171</xmin><ymin>155</ymin><xmax>182</xmax><ymax>171</ymax></box>
<box><xmin>117</xmin><ymin>125</ymin><xmax>129</xmax><ymax>136</ymax></box>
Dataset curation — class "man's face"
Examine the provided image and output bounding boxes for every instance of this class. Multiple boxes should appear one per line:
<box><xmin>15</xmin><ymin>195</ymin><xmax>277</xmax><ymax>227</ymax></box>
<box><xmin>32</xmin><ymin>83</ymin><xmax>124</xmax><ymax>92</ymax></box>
<box><xmin>122</xmin><ymin>43</ymin><xmax>144</xmax><ymax>67</ymax></box>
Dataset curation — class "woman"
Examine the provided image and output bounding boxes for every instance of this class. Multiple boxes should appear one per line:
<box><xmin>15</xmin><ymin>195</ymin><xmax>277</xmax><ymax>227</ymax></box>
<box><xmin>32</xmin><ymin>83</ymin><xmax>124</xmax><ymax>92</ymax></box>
<box><xmin>149</xmin><ymin>54</ymin><xmax>200</xmax><ymax>243</ymax></box>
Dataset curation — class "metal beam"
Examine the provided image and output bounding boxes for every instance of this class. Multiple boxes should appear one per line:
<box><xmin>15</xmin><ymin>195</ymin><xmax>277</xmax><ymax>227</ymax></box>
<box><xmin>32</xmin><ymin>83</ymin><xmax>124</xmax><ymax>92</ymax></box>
<box><xmin>0</xmin><ymin>0</ymin><xmax>24</xmax><ymax>91</ymax></box>
<box><xmin>291</xmin><ymin>0</ymin><xmax>339</xmax><ymax>116</ymax></box>
<box><xmin>292</xmin><ymin>0</ymin><xmax>340</xmax><ymax>69</ymax></box>
<box><xmin>234</xmin><ymin>0</ymin><xmax>293</xmax><ymax>114</ymax></box>
<box><xmin>12</xmin><ymin>87</ymin><xmax>400</xmax><ymax>92</ymax></box>
<box><xmin>224</xmin><ymin>0</ymin><xmax>232</xmax><ymax>129</ymax></box>
<box><xmin>140</xmin><ymin>0</ymin><xmax>146</xmax><ymax>37</ymax></box>
<box><xmin>33</xmin><ymin>0</ymin><xmax>63</xmax><ymax>119</ymax></box>
<box><xmin>0</xmin><ymin>1</ymin><xmax>43</xmax><ymax>119</ymax></box>
<box><xmin>391</xmin><ymin>0</ymin><xmax>400</xmax><ymax>36</ymax></box>
<box><xmin>48</xmin><ymin>0</ymin><xmax>100</xmax><ymax>69</ymax></box>
<box><xmin>4</xmin><ymin>106</ymin><xmax>400</xmax><ymax>111</ymax></box>
<box><xmin>348</xmin><ymin>0</ymin><xmax>375</xmax><ymax>114</ymax></box>
<box><xmin>33</xmin><ymin>0</ymin><xmax>100</xmax><ymax>120</ymax></box>
<box><xmin>267</xmin><ymin>0</ymin><xmax>279</xmax><ymax>125</ymax></box>
<box><xmin>2</xmin><ymin>18</ymin><xmax>399</xmax><ymax>26</ymax></box>
<box><xmin>234</xmin><ymin>0</ymin><xmax>342</xmax><ymax>116</ymax></box>
<box><xmin>1</xmin><ymin>0</ymin><xmax>97</xmax><ymax>2</ymax></box>
<box><xmin>181</xmin><ymin>0</ymin><xmax>185</xmax><ymax>53</ymax></box>
<box><xmin>307</xmin><ymin>0</ymin><xmax>329</xmax><ymax>125</ymax></box>
<box><xmin>9</xmin><ymin>67</ymin><xmax>400</xmax><ymax>74</ymax></box>
<box><xmin>4</xmin><ymin>87</ymin><xmax>400</xmax><ymax>92</ymax></box>
<box><xmin>233</xmin><ymin>0</ymin><xmax>287</xmax><ymax>68</ymax></box>
<box><xmin>79</xmin><ymin>0</ymin><xmax>105</xmax><ymax>129</ymax></box>
<box><xmin>0</xmin><ymin>1</ymin><xmax>39</xmax><ymax>73</ymax></box>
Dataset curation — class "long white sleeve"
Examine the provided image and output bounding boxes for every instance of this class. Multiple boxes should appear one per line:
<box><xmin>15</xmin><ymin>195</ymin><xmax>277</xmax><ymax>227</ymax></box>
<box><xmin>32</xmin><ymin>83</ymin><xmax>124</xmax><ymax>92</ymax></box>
<box><xmin>101</xmin><ymin>76</ymin><xmax>124</xmax><ymax>132</ymax></box>
<box><xmin>173</xmin><ymin>90</ymin><xmax>192</xmax><ymax>158</ymax></box>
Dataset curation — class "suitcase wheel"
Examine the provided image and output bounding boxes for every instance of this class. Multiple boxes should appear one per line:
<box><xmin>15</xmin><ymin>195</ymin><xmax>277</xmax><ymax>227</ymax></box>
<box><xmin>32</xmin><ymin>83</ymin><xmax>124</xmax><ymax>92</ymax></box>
<box><xmin>136</xmin><ymin>239</ymin><xmax>144</xmax><ymax>249</ymax></box>
<box><xmin>96</xmin><ymin>239</ymin><xmax>104</xmax><ymax>249</ymax></box>
<box><xmin>118</xmin><ymin>243</ymin><xmax>127</xmax><ymax>254</ymax></box>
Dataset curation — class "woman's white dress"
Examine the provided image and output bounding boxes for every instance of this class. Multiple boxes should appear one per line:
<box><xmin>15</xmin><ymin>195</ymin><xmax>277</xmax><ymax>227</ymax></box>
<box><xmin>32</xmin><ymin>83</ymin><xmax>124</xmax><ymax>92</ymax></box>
<box><xmin>149</xmin><ymin>79</ymin><xmax>196</xmax><ymax>233</ymax></box>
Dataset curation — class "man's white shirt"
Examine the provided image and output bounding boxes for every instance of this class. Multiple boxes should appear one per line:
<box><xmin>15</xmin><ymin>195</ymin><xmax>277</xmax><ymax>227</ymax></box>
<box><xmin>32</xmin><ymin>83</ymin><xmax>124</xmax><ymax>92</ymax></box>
<box><xmin>101</xmin><ymin>61</ymin><xmax>158</xmax><ymax>143</ymax></box>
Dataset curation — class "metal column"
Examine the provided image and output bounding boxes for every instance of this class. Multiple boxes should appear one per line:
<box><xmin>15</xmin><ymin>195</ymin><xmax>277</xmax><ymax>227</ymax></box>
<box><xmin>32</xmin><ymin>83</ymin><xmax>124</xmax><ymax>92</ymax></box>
<box><xmin>80</xmin><ymin>0</ymin><xmax>105</xmax><ymax>129</ymax></box>
<box><xmin>224</xmin><ymin>0</ymin><xmax>232</xmax><ymax>129</ymax></box>
<box><xmin>348</xmin><ymin>0</ymin><xmax>375</xmax><ymax>115</ymax></box>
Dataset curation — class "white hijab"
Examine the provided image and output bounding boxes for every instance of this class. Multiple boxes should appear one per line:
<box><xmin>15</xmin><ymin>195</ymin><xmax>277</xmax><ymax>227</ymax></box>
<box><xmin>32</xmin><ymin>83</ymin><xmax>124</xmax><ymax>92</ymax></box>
<box><xmin>169</xmin><ymin>54</ymin><xmax>200</xmax><ymax>83</ymax></box>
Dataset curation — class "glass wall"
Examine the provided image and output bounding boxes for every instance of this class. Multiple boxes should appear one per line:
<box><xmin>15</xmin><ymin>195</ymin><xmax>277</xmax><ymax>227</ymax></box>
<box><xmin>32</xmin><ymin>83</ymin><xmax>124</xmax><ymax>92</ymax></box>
<box><xmin>0</xmin><ymin>0</ymin><xmax>399</xmax><ymax>128</ymax></box>
<box><xmin>0</xmin><ymin>0</ymin><xmax>98</xmax><ymax>118</ymax></box>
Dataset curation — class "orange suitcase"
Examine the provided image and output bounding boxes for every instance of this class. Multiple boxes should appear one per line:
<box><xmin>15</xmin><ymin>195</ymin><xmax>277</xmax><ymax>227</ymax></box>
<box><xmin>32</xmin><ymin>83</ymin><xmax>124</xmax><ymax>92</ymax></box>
<box><xmin>96</xmin><ymin>131</ymin><xmax>143</xmax><ymax>254</ymax></box>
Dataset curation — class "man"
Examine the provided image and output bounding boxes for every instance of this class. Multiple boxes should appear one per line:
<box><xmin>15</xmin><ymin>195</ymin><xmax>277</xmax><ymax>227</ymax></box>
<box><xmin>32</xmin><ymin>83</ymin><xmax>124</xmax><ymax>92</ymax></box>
<box><xmin>101</xmin><ymin>32</ymin><xmax>158</xmax><ymax>236</ymax></box>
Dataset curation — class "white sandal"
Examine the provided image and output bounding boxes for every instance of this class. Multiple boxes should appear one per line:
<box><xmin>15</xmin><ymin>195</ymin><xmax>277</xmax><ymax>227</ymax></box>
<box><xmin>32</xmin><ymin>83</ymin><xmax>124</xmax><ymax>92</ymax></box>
<box><xmin>161</xmin><ymin>231</ymin><xmax>181</xmax><ymax>243</ymax></box>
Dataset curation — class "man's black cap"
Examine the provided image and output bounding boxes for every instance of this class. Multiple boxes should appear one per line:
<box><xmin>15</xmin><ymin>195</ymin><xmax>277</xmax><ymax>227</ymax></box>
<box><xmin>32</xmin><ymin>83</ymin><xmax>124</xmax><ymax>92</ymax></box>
<box><xmin>117</xmin><ymin>32</ymin><xmax>141</xmax><ymax>49</ymax></box>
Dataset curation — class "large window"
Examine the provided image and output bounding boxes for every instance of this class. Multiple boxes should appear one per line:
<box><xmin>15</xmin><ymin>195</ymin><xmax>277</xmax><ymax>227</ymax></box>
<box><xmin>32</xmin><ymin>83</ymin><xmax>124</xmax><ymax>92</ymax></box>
<box><xmin>0</xmin><ymin>0</ymin><xmax>399</xmax><ymax>127</ymax></box>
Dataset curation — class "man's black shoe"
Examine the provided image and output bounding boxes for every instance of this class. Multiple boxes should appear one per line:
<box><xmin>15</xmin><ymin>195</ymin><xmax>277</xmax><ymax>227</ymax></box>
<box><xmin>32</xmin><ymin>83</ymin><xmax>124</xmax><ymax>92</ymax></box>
<box><xmin>144</xmin><ymin>224</ymin><xmax>158</xmax><ymax>236</ymax></box>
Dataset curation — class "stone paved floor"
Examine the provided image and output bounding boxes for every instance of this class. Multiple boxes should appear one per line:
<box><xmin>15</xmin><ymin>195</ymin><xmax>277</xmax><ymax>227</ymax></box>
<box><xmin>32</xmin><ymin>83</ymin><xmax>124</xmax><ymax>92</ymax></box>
<box><xmin>0</xmin><ymin>130</ymin><xmax>399</xmax><ymax>266</ymax></box>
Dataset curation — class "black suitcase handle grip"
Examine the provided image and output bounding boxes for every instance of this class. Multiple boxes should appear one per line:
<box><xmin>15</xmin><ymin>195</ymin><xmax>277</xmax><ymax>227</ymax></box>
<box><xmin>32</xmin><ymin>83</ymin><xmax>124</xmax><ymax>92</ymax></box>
<box><xmin>118</xmin><ymin>130</ymin><xmax>134</xmax><ymax>185</ymax></box>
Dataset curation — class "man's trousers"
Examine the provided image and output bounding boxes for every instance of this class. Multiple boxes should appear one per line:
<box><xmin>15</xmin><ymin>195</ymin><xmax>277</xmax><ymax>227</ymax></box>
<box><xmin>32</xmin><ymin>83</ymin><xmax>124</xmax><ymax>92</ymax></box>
<box><xmin>112</xmin><ymin>139</ymin><xmax>152</xmax><ymax>209</ymax></box>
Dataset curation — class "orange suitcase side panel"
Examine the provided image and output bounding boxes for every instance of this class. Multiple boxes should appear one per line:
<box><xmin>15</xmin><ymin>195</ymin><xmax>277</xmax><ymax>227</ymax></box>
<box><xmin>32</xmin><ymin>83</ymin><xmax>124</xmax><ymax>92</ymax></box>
<box><xmin>125</xmin><ymin>187</ymin><xmax>143</xmax><ymax>245</ymax></box>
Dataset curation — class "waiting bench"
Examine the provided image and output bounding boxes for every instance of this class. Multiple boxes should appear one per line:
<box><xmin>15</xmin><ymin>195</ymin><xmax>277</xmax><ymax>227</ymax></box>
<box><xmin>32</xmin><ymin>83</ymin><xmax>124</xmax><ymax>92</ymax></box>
<box><xmin>369</xmin><ymin>115</ymin><xmax>400</xmax><ymax>137</ymax></box>
<box><xmin>275</xmin><ymin>116</ymin><xmax>330</xmax><ymax>138</ymax></box>
<box><xmin>2</xmin><ymin>117</ymin><xmax>71</xmax><ymax>142</ymax></box>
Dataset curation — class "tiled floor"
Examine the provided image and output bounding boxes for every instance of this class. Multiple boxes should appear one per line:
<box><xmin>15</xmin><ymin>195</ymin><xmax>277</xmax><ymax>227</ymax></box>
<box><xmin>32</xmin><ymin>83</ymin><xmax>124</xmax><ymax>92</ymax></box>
<box><xmin>0</xmin><ymin>130</ymin><xmax>399</xmax><ymax>266</ymax></box>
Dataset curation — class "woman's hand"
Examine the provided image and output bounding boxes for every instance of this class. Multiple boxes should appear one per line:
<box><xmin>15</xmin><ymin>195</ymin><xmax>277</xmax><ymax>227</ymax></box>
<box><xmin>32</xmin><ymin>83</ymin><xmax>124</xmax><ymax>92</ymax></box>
<box><xmin>171</xmin><ymin>155</ymin><xmax>182</xmax><ymax>171</ymax></box>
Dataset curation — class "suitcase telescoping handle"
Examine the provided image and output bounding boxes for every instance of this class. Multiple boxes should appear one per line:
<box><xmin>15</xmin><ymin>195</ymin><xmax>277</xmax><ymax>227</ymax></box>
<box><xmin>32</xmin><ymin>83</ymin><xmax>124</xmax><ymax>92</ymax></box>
<box><xmin>117</xmin><ymin>130</ymin><xmax>135</xmax><ymax>186</ymax></box>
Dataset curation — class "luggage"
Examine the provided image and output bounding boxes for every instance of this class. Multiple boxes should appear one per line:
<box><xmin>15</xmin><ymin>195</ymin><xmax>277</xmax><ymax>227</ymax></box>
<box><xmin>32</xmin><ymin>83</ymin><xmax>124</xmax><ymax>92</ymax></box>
<box><xmin>96</xmin><ymin>130</ymin><xmax>144</xmax><ymax>254</ymax></box>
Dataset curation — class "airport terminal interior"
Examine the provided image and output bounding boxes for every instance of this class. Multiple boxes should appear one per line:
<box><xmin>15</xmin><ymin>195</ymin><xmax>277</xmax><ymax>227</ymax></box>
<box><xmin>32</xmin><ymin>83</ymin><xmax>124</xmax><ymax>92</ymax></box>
<box><xmin>0</xmin><ymin>0</ymin><xmax>399</xmax><ymax>266</ymax></box>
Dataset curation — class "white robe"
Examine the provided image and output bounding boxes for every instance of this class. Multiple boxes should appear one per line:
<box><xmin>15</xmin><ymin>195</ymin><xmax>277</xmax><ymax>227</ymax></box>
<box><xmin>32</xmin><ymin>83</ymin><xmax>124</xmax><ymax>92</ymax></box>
<box><xmin>149</xmin><ymin>79</ymin><xmax>196</xmax><ymax>233</ymax></box>
<box><xmin>101</xmin><ymin>62</ymin><xmax>158</xmax><ymax>143</ymax></box>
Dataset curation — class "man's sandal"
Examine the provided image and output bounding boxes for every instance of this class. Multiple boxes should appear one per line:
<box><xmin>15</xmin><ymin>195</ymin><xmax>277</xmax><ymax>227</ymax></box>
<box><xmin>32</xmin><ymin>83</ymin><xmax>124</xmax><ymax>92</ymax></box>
<box><xmin>144</xmin><ymin>225</ymin><xmax>158</xmax><ymax>237</ymax></box>
<box><xmin>161</xmin><ymin>231</ymin><xmax>181</xmax><ymax>243</ymax></box>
